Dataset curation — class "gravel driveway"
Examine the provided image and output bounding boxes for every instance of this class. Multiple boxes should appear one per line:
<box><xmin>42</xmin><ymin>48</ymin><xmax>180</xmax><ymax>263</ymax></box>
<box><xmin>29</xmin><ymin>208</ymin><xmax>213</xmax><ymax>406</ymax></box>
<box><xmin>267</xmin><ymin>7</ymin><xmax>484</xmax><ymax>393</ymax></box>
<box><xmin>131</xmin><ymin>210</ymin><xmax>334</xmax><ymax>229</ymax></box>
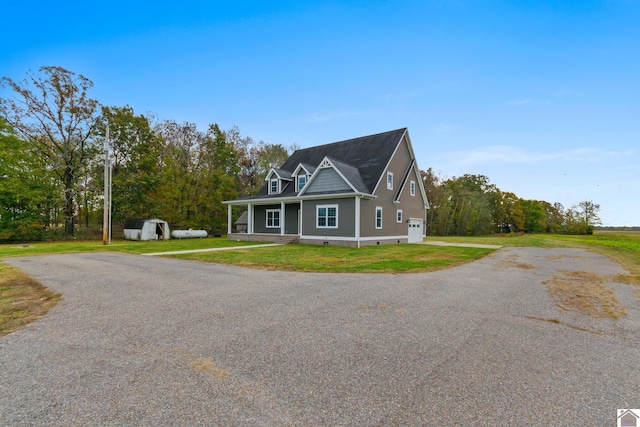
<box><xmin>2</xmin><ymin>247</ymin><xmax>639</xmax><ymax>426</ymax></box>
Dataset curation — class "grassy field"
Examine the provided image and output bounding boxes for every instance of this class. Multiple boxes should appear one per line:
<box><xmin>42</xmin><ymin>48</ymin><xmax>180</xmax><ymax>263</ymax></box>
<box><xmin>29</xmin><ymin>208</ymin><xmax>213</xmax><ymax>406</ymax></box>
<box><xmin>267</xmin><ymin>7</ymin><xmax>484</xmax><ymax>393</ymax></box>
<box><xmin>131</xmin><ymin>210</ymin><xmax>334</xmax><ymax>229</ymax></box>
<box><xmin>425</xmin><ymin>231</ymin><xmax>640</xmax><ymax>284</ymax></box>
<box><xmin>1</xmin><ymin>231</ymin><xmax>638</xmax><ymax>337</ymax></box>
<box><xmin>172</xmin><ymin>243</ymin><xmax>493</xmax><ymax>273</ymax></box>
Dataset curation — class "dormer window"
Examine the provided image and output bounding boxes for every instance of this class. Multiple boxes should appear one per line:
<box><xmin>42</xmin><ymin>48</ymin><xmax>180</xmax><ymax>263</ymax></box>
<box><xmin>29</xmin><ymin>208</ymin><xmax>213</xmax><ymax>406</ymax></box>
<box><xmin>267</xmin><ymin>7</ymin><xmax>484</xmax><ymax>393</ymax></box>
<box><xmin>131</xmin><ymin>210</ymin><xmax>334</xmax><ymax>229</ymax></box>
<box><xmin>270</xmin><ymin>178</ymin><xmax>279</xmax><ymax>194</ymax></box>
<box><xmin>297</xmin><ymin>175</ymin><xmax>307</xmax><ymax>191</ymax></box>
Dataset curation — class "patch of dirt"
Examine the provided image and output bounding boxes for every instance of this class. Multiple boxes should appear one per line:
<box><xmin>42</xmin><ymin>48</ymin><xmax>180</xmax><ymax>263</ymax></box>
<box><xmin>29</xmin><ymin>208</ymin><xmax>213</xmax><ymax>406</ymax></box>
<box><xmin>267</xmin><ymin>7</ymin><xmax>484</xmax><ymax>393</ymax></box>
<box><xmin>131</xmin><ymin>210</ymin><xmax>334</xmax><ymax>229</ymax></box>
<box><xmin>0</xmin><ymin>267</ymin><xmax>62</xmax><ymax>338</ymax></box>
<box><xmin>191</xmin><ymin>357</ymin><xmax>231</xmax><ymax>378</ymax></box>
<box><xmin>159</xmin><ymin>348</ymin><xmax>230</xmax><ymax>378</ymax></box>
<box><xmin>543</xmin><ymin>270</ymin><xmax>628</xmax><ymax>319</ymax></box>
<box><xmin>545</xmin><ymin>254</ymin><xmax>583</xmax><ymax>262</ymax></box>
<box><xmin>500</xmin><ymin>258</ymin><xmax>534</xmax><ymax>270</ymax></box>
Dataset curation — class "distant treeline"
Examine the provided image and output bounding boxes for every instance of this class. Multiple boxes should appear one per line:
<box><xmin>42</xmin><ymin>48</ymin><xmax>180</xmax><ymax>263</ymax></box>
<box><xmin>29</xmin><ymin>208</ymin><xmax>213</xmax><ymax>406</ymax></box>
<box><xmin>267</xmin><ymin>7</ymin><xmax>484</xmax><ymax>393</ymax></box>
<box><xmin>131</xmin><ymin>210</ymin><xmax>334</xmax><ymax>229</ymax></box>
<box><xmin>596</xmin><ymin>226</ymin><xmax>640</xmax><ymax>231</ymax></box>
<box><xmin>421</xmin><ymin>169</ymin><xmax>602</xmax><ymax>236</ymax></box>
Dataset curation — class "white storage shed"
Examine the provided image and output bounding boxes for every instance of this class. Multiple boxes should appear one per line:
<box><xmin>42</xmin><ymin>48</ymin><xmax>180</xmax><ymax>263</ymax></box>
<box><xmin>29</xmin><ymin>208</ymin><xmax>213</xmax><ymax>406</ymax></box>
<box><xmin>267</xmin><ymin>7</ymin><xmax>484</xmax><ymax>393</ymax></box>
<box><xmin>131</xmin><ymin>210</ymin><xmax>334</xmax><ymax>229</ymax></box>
<box><xmin>123</xmin><ymin>218</ymin><xmax>170</xmax><ymax>241</ymax></box>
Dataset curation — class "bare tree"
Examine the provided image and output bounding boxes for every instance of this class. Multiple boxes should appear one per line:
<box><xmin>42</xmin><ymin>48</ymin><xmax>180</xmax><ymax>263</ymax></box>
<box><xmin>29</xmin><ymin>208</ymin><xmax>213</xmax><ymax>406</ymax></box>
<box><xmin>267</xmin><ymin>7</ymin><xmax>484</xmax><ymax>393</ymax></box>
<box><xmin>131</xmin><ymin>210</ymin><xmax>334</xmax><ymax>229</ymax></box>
<box><xmin>1</xmin><ymin>66</ymin><xmax>99</xmax><ymax>236</ymax></box>
<box><xmin>575</xmin><ymin>200</ymin><xmax>602</xmax><ymax>233</ymax></box>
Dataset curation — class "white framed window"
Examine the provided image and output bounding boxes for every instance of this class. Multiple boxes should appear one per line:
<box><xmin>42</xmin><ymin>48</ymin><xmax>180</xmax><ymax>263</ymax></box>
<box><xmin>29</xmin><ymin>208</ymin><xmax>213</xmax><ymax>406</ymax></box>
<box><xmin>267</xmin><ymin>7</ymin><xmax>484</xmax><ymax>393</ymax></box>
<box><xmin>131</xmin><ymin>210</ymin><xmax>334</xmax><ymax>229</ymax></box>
<box><xmin>397</xmin><ymin>209</ymin><xmax>403</xmax><ymax>223</ymax></box>
<box><xmin>297</xmin><ymin>175</ymin><xmax>307</xmax><ymax>192</ymax></box>
<box><xmin>270</xmin><ymin>178</ymin><xmax>279</xmax><ymax>194</ymax></box>
<box><xmin>316</xmin><ymin>204</ymin><xmax>338</xmax><ymax>228</ymax></box>
<box><xmin>410</xmin><ymin>180</ymin><xmax>416</xmax><ymax>196</ymax></box>
<box><xmin>266</xmin><ymin>209</ymin><xmax>280</xmax><ymax>228</ymax></box>
<box><xmin>387</xmin><ymin>172</ymin><xmax>393</xmax><ymax>190</ymax></box>
<box><xmin>375</xmin><ymin>206</ymin><xmax>383</xmax><ymax>229</ymax></box>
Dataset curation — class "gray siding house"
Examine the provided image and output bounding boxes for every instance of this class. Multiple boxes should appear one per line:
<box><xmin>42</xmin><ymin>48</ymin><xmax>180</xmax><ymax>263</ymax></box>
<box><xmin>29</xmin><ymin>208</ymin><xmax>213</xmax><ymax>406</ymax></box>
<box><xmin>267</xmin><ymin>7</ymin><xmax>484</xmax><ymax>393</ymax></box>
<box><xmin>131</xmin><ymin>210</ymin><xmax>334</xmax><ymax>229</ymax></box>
<box><xmin>224</xmin><ymin>128</ymin><xmax>429</xmax><ymax>247</ymax></box>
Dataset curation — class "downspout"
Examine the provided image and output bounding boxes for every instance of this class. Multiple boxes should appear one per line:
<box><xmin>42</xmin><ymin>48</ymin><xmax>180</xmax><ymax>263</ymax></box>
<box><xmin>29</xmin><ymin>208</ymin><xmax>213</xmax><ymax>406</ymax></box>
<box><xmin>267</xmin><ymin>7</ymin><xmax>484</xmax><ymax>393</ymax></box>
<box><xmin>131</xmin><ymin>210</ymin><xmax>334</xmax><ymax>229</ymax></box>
<box><xmin>280</xmin><ymin>201</ymin><xmax>285</xmax><ymax>236</ymax></box>
<box><xmin>355</xmin><ymin>196</ymin><xmax>361</xmax><ymax>248</ymax></box>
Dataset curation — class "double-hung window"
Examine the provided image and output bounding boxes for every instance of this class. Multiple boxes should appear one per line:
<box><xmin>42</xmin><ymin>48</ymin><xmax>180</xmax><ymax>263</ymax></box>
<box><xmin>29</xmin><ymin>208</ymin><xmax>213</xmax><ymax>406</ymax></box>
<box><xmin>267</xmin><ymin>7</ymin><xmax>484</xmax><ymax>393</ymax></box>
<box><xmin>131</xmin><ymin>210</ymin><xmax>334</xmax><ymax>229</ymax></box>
<box><xmin>297</xmin><ymin>175</ymin><xmax>307</xmax><ymax>191</ymax></box>
<box><xmin>270</xmin><ymin>179</ymin><xmax>279</xmax><ymax>194</ymax></box>
<box><xmin>317</xmin><ymin>205</ymin><xmax>338</xmax><ymax>228</ymax></box>
<box><xmin>397</xmin><ymin>209</ymin><xmax>403</xmax><ymax>223</ymax></box>
<box><xmin>375</xmin><ymin>207</ymin><xmax>383</xmax><ymax>229</ymax></box>
<box><xmin>387</xmin><ymin>172</ymin><xmax>393</xmax><ymax>190</ymax></box>
<box><xmin>410</xmin><ymin>180</ymin><xmax>416</xmax><ymax>196</ymax></box>
<box><xmin>266</xmin><ymin>209</ymin><xmax>280</xmax><ymax>228</ymax></box>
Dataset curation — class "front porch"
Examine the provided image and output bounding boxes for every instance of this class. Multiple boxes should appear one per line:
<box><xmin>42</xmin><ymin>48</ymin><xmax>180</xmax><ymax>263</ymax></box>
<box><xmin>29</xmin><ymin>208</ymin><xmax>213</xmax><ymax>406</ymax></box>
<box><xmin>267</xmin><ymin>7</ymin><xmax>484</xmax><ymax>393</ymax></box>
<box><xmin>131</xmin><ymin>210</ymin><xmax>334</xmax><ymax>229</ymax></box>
<box><xmin>226</xmin><ymin>201</ymin><xmax>301</xmax><ymax>237</ymax></box>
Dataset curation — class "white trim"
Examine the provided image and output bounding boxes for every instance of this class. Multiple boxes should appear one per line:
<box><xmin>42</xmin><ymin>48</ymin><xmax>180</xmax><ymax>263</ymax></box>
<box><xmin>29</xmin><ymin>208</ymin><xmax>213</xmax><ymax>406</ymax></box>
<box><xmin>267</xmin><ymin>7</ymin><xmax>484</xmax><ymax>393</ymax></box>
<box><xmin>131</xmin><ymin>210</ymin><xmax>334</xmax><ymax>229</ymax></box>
<box><xmin>280</xmin><ymin>201</ymin><xmax>285</xmax><ymax>236</ymax></box>
<box><xmin>316</xmin><ymin>204</ymin><xmax>338</xmax><ymax>228</ymax></box>
<box><xmin>265</xmin><ymin>208</ymin><xmax>280</xmax><ymax>228</ymax></box>
<box><xmin>410</xmin><ymin>180</ymin><xmax>416</xmax><ymax>196</ymax></box>
<box><xmin>296</xmin><ymin>174</ymin><xmax>307</xmax><ymax>192</ymax></box>
<box><xmin>223</xmin><ymin>191</ymin><xmax>375</xmax><ymax>205</ymax></box>
<box><xmin>396</xmin><ymin>209</ymin><xmax>403</xmax><ymax>223</ymax></box>
<box><xmin>387</xmin><ymin>172</ymin><xmax>393</xmax><ymax>190</ymax></box>
<box><xmin>292</xmin><ymin>163</ymin><xmax>311</xmax><ymax>176</ymax></box>
<box><xmin>355</xmin><ymin>196</ymin><xmax>361</xmax><ymax>248</ymax></box>
<box><xmin>299</xmin><ymin>156</ymin><xmax>359</xmax><ymax>196</ymax></box>
<box><xmin>301</xmin><ymin>235</ymin><xmax>408</xmax><ymax>242</ymax></box>
<box><xmin>375</xmin><ymin>206</ymin><xmax>383</xmax><ymax>229</ymax></box>
<box><xmin>269</xmin><ymin>178</ymin><xmax>279</xmax><ymax>195</ymax></box>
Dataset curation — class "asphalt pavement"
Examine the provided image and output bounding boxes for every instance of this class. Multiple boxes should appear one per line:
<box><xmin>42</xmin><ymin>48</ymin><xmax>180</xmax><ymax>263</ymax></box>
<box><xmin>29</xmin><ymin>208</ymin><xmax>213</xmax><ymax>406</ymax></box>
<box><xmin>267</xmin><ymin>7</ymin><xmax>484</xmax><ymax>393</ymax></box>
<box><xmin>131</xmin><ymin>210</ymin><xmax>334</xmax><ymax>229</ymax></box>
<box><xmin>1</xmin><ymin>247</ymin><xmax>638</xmax><ymax>426</ymax></box>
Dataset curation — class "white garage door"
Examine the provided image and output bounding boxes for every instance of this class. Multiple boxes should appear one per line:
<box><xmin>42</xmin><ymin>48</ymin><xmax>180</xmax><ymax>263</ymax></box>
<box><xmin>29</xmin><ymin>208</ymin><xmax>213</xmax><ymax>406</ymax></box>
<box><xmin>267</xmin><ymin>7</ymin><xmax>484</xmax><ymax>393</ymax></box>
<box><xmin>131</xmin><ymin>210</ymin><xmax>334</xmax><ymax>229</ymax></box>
<box><xmin>408</xmin><ymin>218</ymin><xmax>424</xmax><ymax>243</ymax></box>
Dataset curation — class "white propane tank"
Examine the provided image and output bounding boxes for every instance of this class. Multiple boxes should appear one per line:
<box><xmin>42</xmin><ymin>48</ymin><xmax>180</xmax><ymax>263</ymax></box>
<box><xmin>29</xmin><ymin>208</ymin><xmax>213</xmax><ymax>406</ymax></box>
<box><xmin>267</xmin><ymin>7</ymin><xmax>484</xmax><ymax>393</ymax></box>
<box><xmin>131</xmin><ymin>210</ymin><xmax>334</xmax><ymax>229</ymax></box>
<box><xmin>171</xmin><ymin>229</ymin><xmax>208</xmax><ymax>239</ymax></box>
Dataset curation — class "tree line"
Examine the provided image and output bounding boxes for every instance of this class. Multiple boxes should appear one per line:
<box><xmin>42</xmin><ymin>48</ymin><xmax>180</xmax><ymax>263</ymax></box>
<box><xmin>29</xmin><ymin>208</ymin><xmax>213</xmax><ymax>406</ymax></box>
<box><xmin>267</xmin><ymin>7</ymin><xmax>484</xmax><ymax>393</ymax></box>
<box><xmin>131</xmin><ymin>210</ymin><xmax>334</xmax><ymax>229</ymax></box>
<box><xmin>1</xmin><ymin>66</ymin><xmax>601</xmax><ymax>241</ymax></box>
<box><xmin>421</xmin><ymin>169</ymin><xmax>601</xmax><ymax>236</ymax></box>
<box><xmin>0</xmin><ymin>66</ymin><xmax>290</xmax><ymax>240</ymax></box>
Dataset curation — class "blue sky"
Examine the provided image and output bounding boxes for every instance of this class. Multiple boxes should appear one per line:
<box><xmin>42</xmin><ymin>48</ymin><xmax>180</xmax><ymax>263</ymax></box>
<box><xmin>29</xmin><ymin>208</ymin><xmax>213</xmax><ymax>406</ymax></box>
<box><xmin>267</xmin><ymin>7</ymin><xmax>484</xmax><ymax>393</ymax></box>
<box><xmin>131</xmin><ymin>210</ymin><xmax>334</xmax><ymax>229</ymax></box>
<box><xmin>2</xmin><ymin>1</ymin><xmax>638</xmax><ymax>226</ymax></box>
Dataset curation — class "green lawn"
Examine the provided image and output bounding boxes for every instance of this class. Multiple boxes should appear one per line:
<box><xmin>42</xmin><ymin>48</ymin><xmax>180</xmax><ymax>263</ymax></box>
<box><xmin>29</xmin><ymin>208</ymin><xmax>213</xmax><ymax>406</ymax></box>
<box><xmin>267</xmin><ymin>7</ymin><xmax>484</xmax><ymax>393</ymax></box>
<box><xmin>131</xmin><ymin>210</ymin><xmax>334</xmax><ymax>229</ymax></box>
<box><xmin>0</xmin><ymin>237</ymin><xmax>264</xmax><ymax>258</ymax></box>
<box><xmin>172</xmin><ymin>243</ymin><xmax>493</xmax><ymax>273</ymax></box>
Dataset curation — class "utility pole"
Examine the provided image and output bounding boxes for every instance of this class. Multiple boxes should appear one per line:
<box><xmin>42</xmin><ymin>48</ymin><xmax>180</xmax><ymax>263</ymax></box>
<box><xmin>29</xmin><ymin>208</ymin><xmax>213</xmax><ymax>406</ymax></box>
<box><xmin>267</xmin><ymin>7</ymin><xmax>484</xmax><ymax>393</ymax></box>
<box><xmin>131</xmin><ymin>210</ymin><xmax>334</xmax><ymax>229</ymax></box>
<box><xmin>103</xmin><ymin>123</ymin><xmax>111</xmax><ymax>245</ymax></box>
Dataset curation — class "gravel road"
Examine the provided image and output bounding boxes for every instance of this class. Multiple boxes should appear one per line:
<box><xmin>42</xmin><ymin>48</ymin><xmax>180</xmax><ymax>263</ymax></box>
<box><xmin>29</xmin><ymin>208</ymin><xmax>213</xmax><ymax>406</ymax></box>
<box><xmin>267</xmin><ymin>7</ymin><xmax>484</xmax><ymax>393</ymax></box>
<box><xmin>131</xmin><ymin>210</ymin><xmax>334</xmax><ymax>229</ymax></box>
<box><xmin>1</xmin><ymin>247</ymin><xmax>639</xmax><ymax>426</ymax></box>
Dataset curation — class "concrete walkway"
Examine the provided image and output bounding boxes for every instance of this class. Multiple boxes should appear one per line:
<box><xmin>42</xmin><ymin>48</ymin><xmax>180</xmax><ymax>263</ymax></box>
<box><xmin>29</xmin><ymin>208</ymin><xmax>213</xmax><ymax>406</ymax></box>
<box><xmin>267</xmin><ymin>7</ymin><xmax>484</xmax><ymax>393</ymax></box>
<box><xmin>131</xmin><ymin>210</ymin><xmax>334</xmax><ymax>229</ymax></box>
<box><xmin>419</xmin><ymin>240</ymin><xmax>503</xmax><ymax>249</ymax></box>
<box><xmin>141</xmin><ymin>243</ymin><xmax>283</xmax><ymax>256</ymax></box>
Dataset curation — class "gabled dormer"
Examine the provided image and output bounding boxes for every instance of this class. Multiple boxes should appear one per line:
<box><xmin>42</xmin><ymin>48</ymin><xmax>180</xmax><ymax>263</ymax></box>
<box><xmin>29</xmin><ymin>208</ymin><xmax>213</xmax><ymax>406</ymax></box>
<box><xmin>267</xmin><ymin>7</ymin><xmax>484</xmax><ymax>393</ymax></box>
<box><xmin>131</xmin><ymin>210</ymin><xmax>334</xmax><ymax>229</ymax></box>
<box><xmin>265</xmin><ymin>168</ymin><xmax>292</xmax><ymax>195</ymax></box>
<box><xmin>292</xmin><ymin>163</ymin><xmax>316</xmax><ymax>193</ymax></box>
<box><xmin>299</xmin><ymin>156</ymin><xmax>369</xmax><ymax>196</ymax></box>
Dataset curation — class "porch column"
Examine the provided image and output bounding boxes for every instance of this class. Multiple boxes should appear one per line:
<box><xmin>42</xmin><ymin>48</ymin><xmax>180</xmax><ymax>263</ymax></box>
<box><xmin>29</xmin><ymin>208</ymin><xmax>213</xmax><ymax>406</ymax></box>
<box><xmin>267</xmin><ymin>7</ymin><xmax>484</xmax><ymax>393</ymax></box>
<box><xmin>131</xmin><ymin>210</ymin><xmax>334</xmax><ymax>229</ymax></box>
<box><xmin>248</xmin><ymin>203</ymin><xmax>253</xmax><ymax>234</ymax></box>
<box><xmin>280</xmin><ymin>201</ymin><xmax>285</xmax><ymax>236</ymax></box>
<box><xmin>355</xmin><ymin>196</ymin><xmax>361</xmax><ymax>248</ymax></box>
<box><xmin>227</xmin><ymin>204</ymin><xmax>232</xmax><ymax>235</ymax></box>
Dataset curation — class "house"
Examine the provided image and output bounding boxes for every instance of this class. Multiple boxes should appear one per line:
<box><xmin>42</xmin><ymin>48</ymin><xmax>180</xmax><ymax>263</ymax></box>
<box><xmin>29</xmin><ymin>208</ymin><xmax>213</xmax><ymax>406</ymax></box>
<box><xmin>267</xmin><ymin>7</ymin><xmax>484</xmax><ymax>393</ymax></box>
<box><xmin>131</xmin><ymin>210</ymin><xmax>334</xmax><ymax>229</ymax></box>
<box><xmin>223</xmin><ymin>128</ymin><xmax>429</xmax><ymax>247</ymax></box>
<box><xmin>619</xmin><ymin>410</ymin><xmax>640</xmax><ymax>427</ymax></box>
<box><xmin>123</xmin><ymin>218</ymin><xmax>170</xmax><ymax>241</ymax></box>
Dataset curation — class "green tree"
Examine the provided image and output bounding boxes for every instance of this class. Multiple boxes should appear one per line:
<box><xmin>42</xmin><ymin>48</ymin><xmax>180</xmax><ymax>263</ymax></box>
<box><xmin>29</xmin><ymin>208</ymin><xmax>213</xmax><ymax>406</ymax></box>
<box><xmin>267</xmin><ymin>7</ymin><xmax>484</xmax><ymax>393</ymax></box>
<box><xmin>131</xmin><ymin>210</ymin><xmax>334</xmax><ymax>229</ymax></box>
<box><xmin>420</xmin><ymin>168</ymin><xmax>446</xmax><ymax>235</ymax></box>
<box><xmin>95</xmin><ymin>106</ymin><xmax>162</xmax><ymax>224</ymax></box>
<box><xmin>541</xmin><ymin>201</ymin><xmax>565</xmax><ymax>233</ymax></box>
<box><xmin>0</xmin><ymin>66</ymin><xmax>99</xmax><ymax>236</ymax></box>
<box><xmin>572</xmin><ymin>200</ymin><xmax>602</xmax><ymax>234</ymax></box>
<box><xmin>490</xmin><ymin>190</ymin><xmax>524</xmax><ymax>233</ymax></box>
<box><xmin>0</xmin><ymin>118</ymin><xmax>59</xmax><ymax>240</ymax></box>
<box><xmin>154</xmin><ymin>121</ymin><xmax>240</xmax><ymax>232</ymax></box>
<box><xmin>520</xmin><ymin>199</ymin><xmax>547</xmax><ymax>233</ymax></box>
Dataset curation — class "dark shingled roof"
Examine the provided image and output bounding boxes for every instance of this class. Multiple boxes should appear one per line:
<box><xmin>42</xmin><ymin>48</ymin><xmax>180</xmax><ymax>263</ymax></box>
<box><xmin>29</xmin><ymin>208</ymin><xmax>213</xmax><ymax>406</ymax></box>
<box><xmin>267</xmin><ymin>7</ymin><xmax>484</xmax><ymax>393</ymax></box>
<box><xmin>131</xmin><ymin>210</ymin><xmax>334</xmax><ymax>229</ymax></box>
<box><xmin>241</xmin><ymin>128</ymin><xmax>407</xmax><ymax>200</ymax></box>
